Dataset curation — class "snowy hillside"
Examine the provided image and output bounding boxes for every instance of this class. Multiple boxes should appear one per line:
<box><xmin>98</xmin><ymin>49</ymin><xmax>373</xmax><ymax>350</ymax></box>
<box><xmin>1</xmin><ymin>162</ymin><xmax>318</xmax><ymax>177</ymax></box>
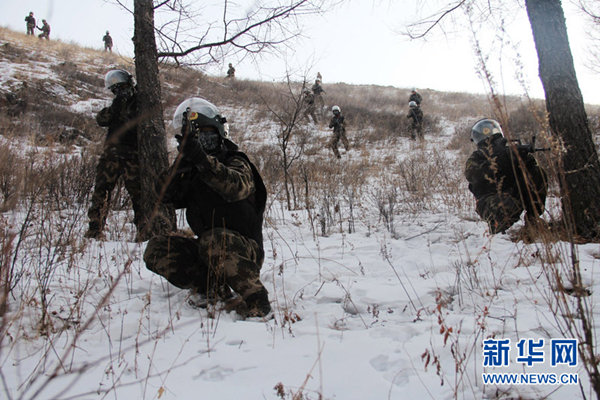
<box><xmin>1</xmin><ymin>27</ymin><xmax>600</xmax><ymax>400</ymax></box>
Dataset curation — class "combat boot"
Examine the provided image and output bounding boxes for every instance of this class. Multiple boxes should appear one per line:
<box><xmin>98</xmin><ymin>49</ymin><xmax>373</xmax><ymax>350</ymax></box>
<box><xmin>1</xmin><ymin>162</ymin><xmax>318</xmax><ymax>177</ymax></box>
<box><xmin>240</xmin><ymin>288</ymin><xmax>271</xmax><ymax>318</ymax></box>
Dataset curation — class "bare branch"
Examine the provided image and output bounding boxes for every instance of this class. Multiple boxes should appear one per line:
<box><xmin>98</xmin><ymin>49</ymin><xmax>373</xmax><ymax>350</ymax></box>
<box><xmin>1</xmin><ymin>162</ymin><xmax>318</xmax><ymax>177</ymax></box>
<box><xmin>404</xmin><ymin>0</ymin><xmax>467</xmax><ymax>39</ymax></box>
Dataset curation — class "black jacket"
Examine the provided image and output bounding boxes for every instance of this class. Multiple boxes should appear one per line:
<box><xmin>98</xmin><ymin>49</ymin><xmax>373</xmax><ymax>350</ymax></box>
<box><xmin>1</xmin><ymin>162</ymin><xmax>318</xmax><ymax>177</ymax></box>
<box><xmin>163</xmin><ymin>149</ymin><xmax>267</xmax><ymax>254</ymax></box>
<box><xmin>96</xmin><ymin>92</ymin><xmax>139</xmax><ymax>149</ymax></box>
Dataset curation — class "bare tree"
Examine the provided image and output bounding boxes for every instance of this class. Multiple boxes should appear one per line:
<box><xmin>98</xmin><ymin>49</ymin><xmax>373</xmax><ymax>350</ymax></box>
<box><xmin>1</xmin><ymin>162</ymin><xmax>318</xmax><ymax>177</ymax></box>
<box><xmin>122</xmin><ymin>0</ymin><xmax>327</xmax><ymax>237</ymax></box>
<box><xmin>133</xmin><ymin>0</ymin><xmax>176</xmax><ymax>240</ymax></box>
<box><xmin>577</xmin><ymin>0</ymin><xmax>600</xmax><ymax>74</ymax></box>
<box><xmin>407</xmin><ymin>0</ymin><xmax>600</xmax><ymax>240</ymax></box>
<box><xmin>261</xmin><ymin>77</ymin><xmax>311</xmax><ymax>211</ymax></box>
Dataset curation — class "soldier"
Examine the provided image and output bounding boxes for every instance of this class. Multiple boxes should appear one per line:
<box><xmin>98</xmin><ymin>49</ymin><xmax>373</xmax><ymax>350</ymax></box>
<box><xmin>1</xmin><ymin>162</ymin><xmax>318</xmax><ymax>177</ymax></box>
<box><xmin>37</xmin><ymin>19</ymin><xmax>50</xmax><ymax>40</ymax></box>
<box><xmin>25</xmin><ymin>12</ymin><xmax>36</xmax><ymax>35</ymax></box>
<box><xmin>143</xmin><ymin>97</ymin><xmax>270</xmax><ymax>318</ymax></box>
<box><xmin>103</xmin><ymin>31</ymin><xmax>113</xmax><ymax>52</ymax></box>
<box><xmin>328</xmin><ymin>105</ymin><xmax>349</xmax><ymax>159</ymax></box>
<box><xmin>85</xmin><ymin>70</ymin><xmax>142</xmax><ymax>240</ymax></box>
<box><xmin>226</xmin><ymin>63</ymin><xmax>235</xmax><ymax>79</ymax></box>
<box><xmin>312</xmin><ymin>79</ymin><xmax>325</xmax><ymax>116</ymax></box>
<box><xmin>302</xmin><ymin>88</ymin><xmax>318</xmax><ymax>124</ymax></box>
<box><xmin>464</xmin><ymin>119</ymin><xmax>548</xmax><ymax>234</ymax></box>
<box><xmin>409</xmin><ymin>88</ymin><xmax>422</xmax><ymax>105</ymax></box>
<box><xmin>407</xmin><ymin>101</ymin><xmax>423</xmax><ymax>140</ymax></box>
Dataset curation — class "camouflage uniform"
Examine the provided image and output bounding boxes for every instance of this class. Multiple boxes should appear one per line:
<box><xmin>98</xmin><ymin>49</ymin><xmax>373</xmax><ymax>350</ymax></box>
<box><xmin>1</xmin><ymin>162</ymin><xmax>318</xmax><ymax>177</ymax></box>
<box><xmin>103</xmin><ymin>33</ymin><xmax>113</xmax><ymax>52</ymax></box>
<box><xmin>465</xmin><ymin>135</ymin><xmax>548</xmax><ymax>234</ymax></box>
<box><xmin>87</xmin><ymin>91</ymin><xmax>141</xmax><ymax>237</ymax></box>
<box><xmin>409</xmin><ymin>91</ymin><xmax>422</xmax><ymax>106</ymax></box>
<box><xmin>407</xmin><ymin>105</ymin><xmax>423</xmax><ymax>140</ymax></box>
<box><xmin>143</xmin><ymin>147</ymin><xmax>269</xmax><ymax>313</ymax></box>
<box><xmin>328</xmin><ymin>113</ymin><xmax>349</xmax><ymax>158</ymax></box>
<box><xmin>226</xmin><ymin>64</ymin><xmax>235</xmax><ymax>79</ymax></box>
<box><xmin>38</xmin><ymin>20</ymin><xmax>50</xmax><ymax>40</ymax></box>
<box><xmin>25</xmin><ymin>14</ymin><xmax>36</xmax><ymax>35</ymax></box>
<box><xmin>312</xmin><ymin>81</ymin><xmax>325</xmax><ymax>114</ymax></box>
<box><xmin>303</xmin><ymin>91</ymin><xmax>318</xmax><ymax>124</ymax></box>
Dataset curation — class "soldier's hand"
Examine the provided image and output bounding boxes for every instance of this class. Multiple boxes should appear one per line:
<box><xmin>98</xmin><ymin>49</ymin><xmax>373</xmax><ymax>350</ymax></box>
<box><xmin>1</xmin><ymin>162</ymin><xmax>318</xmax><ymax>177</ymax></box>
<box><xmin>176</xmin><ymin>134</ymin><xmax>207</xmax><ymax>164</ymax></box>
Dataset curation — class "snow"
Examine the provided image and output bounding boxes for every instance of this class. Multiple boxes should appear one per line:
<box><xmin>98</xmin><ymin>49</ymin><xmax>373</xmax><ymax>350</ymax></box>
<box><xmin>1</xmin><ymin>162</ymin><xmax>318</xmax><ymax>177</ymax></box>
<box><xmin>4</xmin><ymin>171</ymin><xmax>598</xmax><ymax>399</ymax></box>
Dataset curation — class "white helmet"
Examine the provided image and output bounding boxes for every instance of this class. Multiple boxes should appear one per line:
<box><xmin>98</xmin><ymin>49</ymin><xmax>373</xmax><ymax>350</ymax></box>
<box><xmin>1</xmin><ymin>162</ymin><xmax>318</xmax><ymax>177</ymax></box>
<box><xmin>172</xmin><ymin>97</ymin><xmax>229</xmax><ymax>139</ymax></box>
<box><xmin>332</xmin><ymin>105</ymin><xmax>341</xmax><ymax>114</ymax></box>
<box><xmin>471</xmin><ymin>118</ymin><xmax>503</xmax><ymax>145</ymax></box>
<box><xmin>409</xmin><ymin>101</ymin><xmax>417</xmax><ymax>107</ymax></box>
<box><xmin>104</xmin><ymin>69</ymin><xmax>134</xmax><ymax>90</ymax></box>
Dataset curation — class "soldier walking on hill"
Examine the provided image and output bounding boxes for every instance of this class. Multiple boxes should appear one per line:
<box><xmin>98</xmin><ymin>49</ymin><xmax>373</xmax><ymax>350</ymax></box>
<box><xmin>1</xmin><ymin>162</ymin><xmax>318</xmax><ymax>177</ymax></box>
<box><xmin>85</xmin><ymin>70</ymin><xmax>143</xmax><ymax>240</ymax></box>
<box><xmin>328</xmin><ymin>105</ymin><xmax>349</xmax><ymax>158</ymax></box>
<box><xmin>407</xmin><ymin>101</ymin><xmax>423</xmax><ymax>140</ymax></box>
<box><xmin>103</xmin><ymin>31</ymin><xmax>113</xmax><ymax>52</ymax></box>
<box><xmin>25</xmin><ymin>12</ymin><xmax>36</xmax><ymax>35</ymax></box>
<box><xmin>302</xmin><ymin>89</ymin><xmax>318</xmax><ymax>124</ymax></box>
<box><xmin>144</xmin><ymin>97</ymin><xmax>271</xmax><ymax>318</ymax></box>
<box><xmin>464</xmin><ymin>119</ymin><xmax>548</xmax><ymax>234</ymax></box>
<box><xmin>312</xmin><ymin>79</ymin><xmax>325</xmax><ymax>116</ymax></box>
<box><xmin>37</xmin><ymin>19</ymin><xmax>50</xmax><ymax>40</ymax></box>
<box><xmin>226</xmin><ymin>63</ymin><xmax>236</xmax><ymax>79</ymax></box>
<box><xmin>409</xmin><ymin>88</ymin><xmax>422</xmax><ymax>106</ymax></box>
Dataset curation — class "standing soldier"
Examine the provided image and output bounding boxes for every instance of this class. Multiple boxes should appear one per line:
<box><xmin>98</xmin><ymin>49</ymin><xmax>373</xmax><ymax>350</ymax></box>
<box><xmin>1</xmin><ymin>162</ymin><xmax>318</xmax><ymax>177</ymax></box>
<box><xmin>311</xmin><ymin>79</ymin><xmax>325</xmax><ymax>116</ymax></box>
<box><xmin>407</xmin><ymin>101</ymin><xmax>424</xmax><ymax>140</ymax></box>
<box><xmin>37</xmin><ymin>19</ymin><xmax>50</xmax><ymax>40</ymax></box>
<box><xmin>302</xmin><ymin>89</ymin><xmax>318</xmax><ymax>124</ymax></box>
<box><xmin>328</xmin><ymin>105</ymin><xmax>350</xmax><ymax>159</ymax></box>
<box><xmin>25</xmin><ymin>12</ymin><xmax>36</xmax><ymax>35</ymax></box>
<box><xmin>226</xmin><ymin>63</ymin><xmax>236</xmax><ymax>79</ymax></box>
<box><xmin>85</xmin><ymin>70</ymin><xmax>142</xmax><ymax>240</ymax></box>
<box><xmin>103</xmin><ymin>31</ymin><xmax>113</xmax><ymax>52</ymax></box>
<box><xmin>144</xmin><ymin>97</ymin><xmax>271</xmax><ymax>318</ymax></box>
<box><xmin>409</xmin><ymin>88</ymin><xmax>422</xmax><ymax>106</ymax></box>
<box><xmin>465</xmin><ymin>119</ymin><xmax>548</xmax><ymax>234</ymax></box>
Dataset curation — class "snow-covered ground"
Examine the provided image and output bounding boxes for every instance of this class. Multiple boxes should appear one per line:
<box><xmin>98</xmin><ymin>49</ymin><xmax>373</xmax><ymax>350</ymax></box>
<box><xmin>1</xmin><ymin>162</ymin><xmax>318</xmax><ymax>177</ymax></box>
<box><xmin>4</xmin><ymin>131</ymin><xmax>599</xmax><ymax>400</ymax></box>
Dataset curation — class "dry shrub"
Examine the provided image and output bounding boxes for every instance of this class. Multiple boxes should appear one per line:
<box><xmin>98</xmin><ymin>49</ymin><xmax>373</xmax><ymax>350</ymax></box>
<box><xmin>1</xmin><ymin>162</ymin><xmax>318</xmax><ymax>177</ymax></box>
<box><xmin>0</xmin><ymin>142</ymin><xmax>24</xmax><ymax>211</ymax></box>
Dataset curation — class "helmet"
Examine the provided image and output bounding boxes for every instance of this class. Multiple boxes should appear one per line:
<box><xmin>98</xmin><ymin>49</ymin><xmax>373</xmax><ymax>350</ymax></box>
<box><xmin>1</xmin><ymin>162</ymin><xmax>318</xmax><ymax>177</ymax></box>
<box><xmin>471</xmin><ymin>118</ymin><xmax>503</xmax><ymax>145</ymax></box>
<box><xmin>412</xmin><ymin>88</ymin><xmax>417</xmax><ymax>92</ymax></box>
<box><xmin>104</xmin><ymin>69</ymin><xmax>134</xmax><ymax>90</ymax></box>
<box><xmin>30</xmin><ymin>12</ymin><xmax>34</xmax><ymax>15</ymax></box>
<box><xmin>106</xmin><ymin>30</ymin><xmax>110</xmax><ymax>34</ymax></box>
<box><xmin>332</xmin><ymin>105</ymin><xmax>341</xmax><ymax>114</ymax></box>
<box><xmin>172</xmin><ymin>97</ymin><xmax>229</xmax><ymax>140</ymax></box>
<box><xmin>409</xmin><ymin>101</ymin><xmax>417</xmax><ymax>107</ymax></box>
<box><xmin>42</xmin><ymin>19</ymin><xmax>46</xmax><ymax>23</ymax></box>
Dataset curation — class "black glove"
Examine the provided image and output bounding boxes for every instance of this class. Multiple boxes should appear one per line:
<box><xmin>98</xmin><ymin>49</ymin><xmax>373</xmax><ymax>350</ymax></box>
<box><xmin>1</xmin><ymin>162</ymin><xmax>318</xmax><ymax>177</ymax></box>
<box><xmin>175</xmin><ymin>134</ymin><xmax>207</xmax><ymax>164</ymax></box>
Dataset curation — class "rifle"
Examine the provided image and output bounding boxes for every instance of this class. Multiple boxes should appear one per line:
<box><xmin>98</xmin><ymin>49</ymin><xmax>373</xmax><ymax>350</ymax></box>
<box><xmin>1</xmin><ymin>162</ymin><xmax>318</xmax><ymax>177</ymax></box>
<box><xmin>510</xmin><ymin>135</ymin><xmax>551</xmax><ymax>156</ymax></box>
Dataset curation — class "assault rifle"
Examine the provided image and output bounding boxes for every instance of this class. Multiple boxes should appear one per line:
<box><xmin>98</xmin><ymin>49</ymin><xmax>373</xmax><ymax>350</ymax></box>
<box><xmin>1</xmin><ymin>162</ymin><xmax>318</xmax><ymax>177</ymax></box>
<box><xmin>510</xmin><ymin>135</ymin><xmax>551</xmax><ymax>156</ymax></box>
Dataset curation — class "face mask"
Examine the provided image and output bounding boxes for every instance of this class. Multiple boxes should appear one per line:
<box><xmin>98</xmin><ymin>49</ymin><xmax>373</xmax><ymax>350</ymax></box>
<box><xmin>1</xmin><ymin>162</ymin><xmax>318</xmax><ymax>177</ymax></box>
<box><xmin>198</xmin><ymin>130</ymin><xmax>221</xmax><ymax>152</ymax></box>
<box><xmin>113</xmin><ymin>84</ymin><xmax>134</xmax><ymax>99</ymax></box>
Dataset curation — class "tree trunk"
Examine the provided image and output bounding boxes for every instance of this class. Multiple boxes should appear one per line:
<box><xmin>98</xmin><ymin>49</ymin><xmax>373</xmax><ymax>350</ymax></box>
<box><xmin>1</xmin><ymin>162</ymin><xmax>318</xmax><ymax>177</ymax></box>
<box><xmin>133</xmin><ymin>0</ymin><xmax>175</xmax><ymax>240</ymax></box>
<box><xmin>526</xmin><ymin>0</ymin><xmax>600</xmax><ymax>239</ymax></box>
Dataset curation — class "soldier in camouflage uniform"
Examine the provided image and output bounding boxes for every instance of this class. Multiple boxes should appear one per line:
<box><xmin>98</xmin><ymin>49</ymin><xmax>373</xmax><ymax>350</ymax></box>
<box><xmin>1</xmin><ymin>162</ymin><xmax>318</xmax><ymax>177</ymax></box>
<box><xmin>143</xmin><ymin>97</ymin><xmax>271</xmax><ymax>318</ymax></box>
<box><xmin>328</xmin><ymin>105</ymin><xmax>349</xmax><ymax>159</ymax></box>
<box><xmin>465</xmin><ymin>119</ymin><xmax>548</xmax><ymax>234</ymax></box>
<box><xmin>85</xmin><ymin>70</ymin><xmax>142</xmax><ymax>239</ymax></box>
<box><xmin>302</xmin><ymin>89</ymin><xmax>318</xmax><ymax>124</ymax></box>
<box><xmin>312</xmin><ymin>79</ymin><xmax>325</xmax><ymax>115</ymax></box>
<box><xmin>407</xmin><ymin>101</ymin><xmax>423</xmax><ymax>140</ymax></box>
<box><xmin>409</xmin><ymin>88</ymin><xmax>422</xmax><ymax>106</ymax></box>
<box><xmin>103</xmin><ymin>31</ymin><xmax>113</xmax><ymax>52</ymax></box>
<box><xmin>37</xmin><ymin>19</ymin><xmax>50</xmax><ymax>40</ymax></box>
<box><xmin>25</xmin><ymin>12</ymin><xmax>36</xmax><ymax>35</ymax></box>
